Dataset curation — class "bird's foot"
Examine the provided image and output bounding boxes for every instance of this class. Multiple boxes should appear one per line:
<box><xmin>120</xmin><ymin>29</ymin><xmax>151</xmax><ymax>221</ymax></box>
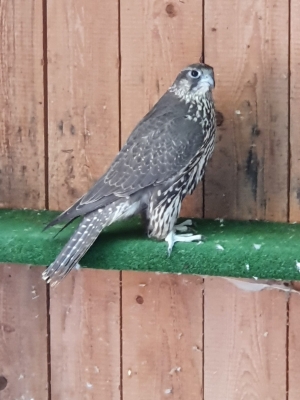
<box><xmin>174</xmin><ymin>219</ymin><xmax>193</xmax><ymax>233</ymax></box>
<box><xmin>165</xmin><ymin>230</ymin><xmax>203</xmax><ymax>256</ymax></box>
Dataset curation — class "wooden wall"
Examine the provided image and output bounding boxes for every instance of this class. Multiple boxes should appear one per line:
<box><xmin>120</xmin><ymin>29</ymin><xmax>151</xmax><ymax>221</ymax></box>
<box><xmin>0</xmin><ymin>0</ymin><xmax>298</xmax><ymax>222</ymax></box>
<box><xmin>2</xmin><ymin>264</ymin><xmax>300</xmax><ymax>399</ymax></box>
<box><xmin>1</xmin><ymin>1</ymin><xmax>300</xmax><ymax>399</ymax></box>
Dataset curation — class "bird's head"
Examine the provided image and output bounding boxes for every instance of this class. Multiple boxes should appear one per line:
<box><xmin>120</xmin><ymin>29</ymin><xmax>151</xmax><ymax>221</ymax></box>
<box><xmin>169</xmin><ymin>63</ymin><xmax>215</xmax><ymax>102</ymax></box>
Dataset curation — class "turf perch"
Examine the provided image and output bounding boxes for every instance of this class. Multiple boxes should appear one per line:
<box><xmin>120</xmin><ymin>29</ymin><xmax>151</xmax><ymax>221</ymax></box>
<box><xmin>1</xmin><ymin>209</ymin><xmax>300</xmax><ymax>281</ymax></box>
<box><xmin>43</xmin><ymin>63</ymin><xmax>216</xmax><ymax>286</ymax></box>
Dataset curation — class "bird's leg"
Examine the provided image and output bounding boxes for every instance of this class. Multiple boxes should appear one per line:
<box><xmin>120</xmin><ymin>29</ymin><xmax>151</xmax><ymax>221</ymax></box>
<box><xmin>140</xmin><ymin>209</ymin><xmax>149</xmax><ymax>235</ymax></box>
<box><xmin>174</xmin><ymin>219</ymin><xmax>193</xmax><ymax>232</ymax></box>
<box><xmin>165</xmin><ymin>230</ymin><xmax>203</xmax><ymax>256</ymax></box>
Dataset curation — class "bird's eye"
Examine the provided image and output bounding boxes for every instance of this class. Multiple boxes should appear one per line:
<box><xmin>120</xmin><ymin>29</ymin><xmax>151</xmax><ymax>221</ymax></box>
<box><xmin>189</xmin><ymin>69</ymin><xmax>200</xmax><ymax>78</ymax></box>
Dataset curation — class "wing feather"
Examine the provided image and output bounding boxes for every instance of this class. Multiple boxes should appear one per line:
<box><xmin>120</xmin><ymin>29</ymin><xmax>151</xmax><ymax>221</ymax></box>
<box><xmin>46</xmin><ymin>92</ymin><xmax>206</xmax><ymax>228</ymax></box>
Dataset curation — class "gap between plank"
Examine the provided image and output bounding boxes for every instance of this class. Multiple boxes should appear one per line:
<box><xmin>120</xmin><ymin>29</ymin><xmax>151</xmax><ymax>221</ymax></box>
<box><xmin>287</xmin><ymin>0</ymin><xmax>292</xmax><ymax>223</ymax></box>
<box><xmin>42</xmin><ymin>0</ymin><xmax>49</xmax><ymax>210</ymax></box>
<box><xmin>201</xmin><ymin>0</ymin><xmax>206</xmax><ymax>218</ymax></box>
<box><xmin>201</xmin><ymin>0</ymin><xmax>205</xmax><ymax>63</ymax></box>
<box><xmin>118</xmin><ymin>0</ymin><xmax>122</xmax><ymax>151</ymax></box>
<box><xmin>118</xmin><ymin>1</ymin><xmax>123</xmax><ymax>394</ymax></box>
<box><xmin>43</xmin><ymin>0</ymin><xmax>51</xmax><ymax>396</ymax></box>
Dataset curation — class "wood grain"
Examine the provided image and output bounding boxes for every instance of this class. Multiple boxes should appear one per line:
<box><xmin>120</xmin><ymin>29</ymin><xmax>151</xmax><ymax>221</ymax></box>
<box><xmin>0</xmin><ymin>1</ymin><xmax>45</xmax><ymax>209</ymax></box>
<box><xmin>120</xmin><ymin>0</ymin><xmax>204</xmax><ymax>217</ymax></box>
<box><xmin>289</xmin><ymin>0</ymin><xmax>300</xmax><ymax>222</ymax></box>
<box><xmin>288</xmin><ymin>292</ymin><xmax>300</xmax><ymax>400</ymax></box>
<box><xmin>50</xmin><ymin>269</ymin><xmax>121</xmax><ymax>400</ymax></box>
<box><xmin>204</xmin><ymin>0</ymin><xmax>289</xmax><ymax>221</ymax></box>
<box><xmin>204</xmin><ymin>277</ymin><xmax>287</xmax><ymax>399</ymax></box>
<box><xmin>47</xmin><ymin>0</ymin><xmax>119</xmax><ymax>210</ymax></box>
<box><xmin>122</xmin><ymin>271</ymin><xmax>203</xmax><ymax>400</ymax></box>
<box><xmin>0</xmin><ymin>264</ymin><xmax>48</xmax><ymax>399</ymax></box>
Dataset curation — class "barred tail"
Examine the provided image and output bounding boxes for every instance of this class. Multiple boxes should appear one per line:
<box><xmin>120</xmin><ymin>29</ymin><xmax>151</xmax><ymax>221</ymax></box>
<box><xmin>42</xmin><ymin>209</ymin><xmax>106</xmax><ymax>287</ymax></box>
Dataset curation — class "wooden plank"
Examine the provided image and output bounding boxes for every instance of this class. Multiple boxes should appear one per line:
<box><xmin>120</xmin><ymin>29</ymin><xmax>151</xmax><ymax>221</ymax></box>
<box><xmin>122</xmin><ymin>272</ymin><xmax>203</xmax><ymax>400</ymax></box>
<box><xmin>204</xmin><ymin>277</ymin><xmax>287</xmax><ymax>399</ymax></box>
<box><xmin>50</xmin><ymin>269</ymin><xmax>121</xmax><ymax>400</ymax></box>
<box><xmin>288</xmin><ymin>292</ymin><xmax>300</xmax><ymax>399</ymax></box>
<box><xmin>0</xmin><ymin>264</ymin><xmax>48</xmax><ymax>399</ymax></box>
<box><xmin>289</xmin><ymin>0</ymin><xmax>300</xmax><ymax>222</ymax></box>
<box><xmin>0</xmin><ymin>1</ymin><xmax>45</xmax><ymax>209</ymax></box>
<box><xmin>204</xmin><ymin>0</ymin><xmax>289</xmax><ymax>221</ymax></box>
<box><xmin>120</xmin><ymin>0</ymin><xmax>204</xmax><ymax>217</ymax></box>
<box><xmin>47</xmin><ymin>0</ymin><xmax>119</xmax><ymax>210</ymax></box>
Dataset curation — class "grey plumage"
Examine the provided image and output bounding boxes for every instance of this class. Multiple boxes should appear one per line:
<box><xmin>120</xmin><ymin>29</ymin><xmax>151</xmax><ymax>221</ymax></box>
<box><xmin>43</xmin><ymin>63</ymin><xmax>216</xmax><ymax>286</ymax></box>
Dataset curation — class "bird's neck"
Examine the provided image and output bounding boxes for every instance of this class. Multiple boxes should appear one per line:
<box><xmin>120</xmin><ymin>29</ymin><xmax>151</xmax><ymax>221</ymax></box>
<box><xmin>185</xmin><ymin>95</ymin><xmax>215</xmax><ymax>125</ymax></box>
<box><xmin>169</xmin><ymin>84</ymin><xmax>213</xmax><ymax>105</ymax></box>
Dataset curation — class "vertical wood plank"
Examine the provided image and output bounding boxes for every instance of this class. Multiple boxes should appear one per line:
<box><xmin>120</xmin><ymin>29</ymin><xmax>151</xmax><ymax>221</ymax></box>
<box><xmin>0</xmin><ymin>1</ymin><xmax>45</xmax><ymax>209</ymax></box>
<box><xmin>120</xmin><ymin>0</ymin><xmax>204</xmax><ymax>217</ymax></box>
<box><xmin>47</xmin><ymin>0</ymin><xmax>119</xmax><ymax>210</ymax></box>
<box><xmin>122</xmin><ymin>272</ymin><xmax>203</xmax><ymax>400</ymax></box>
<box><xmin>50</xmin><ymin>269</ymin><xmax>121</xmax><ymax>400</ymax></box>
<box><xmin>0</xmin><ymin>264</ymin><xmax>48</xmax><ymax>399</ymax></box>
<box><xmin>204</xmin><ymin>0</ymin><xmax>289</xmax><ymax>221</ymax></box>
<box><xmin>204</xmin><ymin>278</ymin><xmax>287</xmax><ymax>399</ymax></box>
<box><xmin>288</xmin><ymin>292</ymin><xmax>300</xmax><ymax>399</ymax></box>
<box><xmin>289</xmin><ymin>0</ymin><xmax>300</xmax><ymax>222</ymax></box>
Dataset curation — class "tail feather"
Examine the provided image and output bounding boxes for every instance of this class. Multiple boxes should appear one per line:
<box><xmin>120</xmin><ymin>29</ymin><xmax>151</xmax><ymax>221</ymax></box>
<box><xmin>43</xmin><ymin>195</ymin><xmax>85</xmax><ymax>232</ymax></box>
<box><xmin>43</xmin><ymin>199</ymin><xmax>139</xmax><ymax>286</ymax></box>
<box><xmin>42</xmin><ymin>209</ymin><xmax>105</xmax><ymax>286</ymax></box>
<box><xmin>49</xmin><ymin>219</ymin><xmax>77</xmax><ymax>239</ymax></box>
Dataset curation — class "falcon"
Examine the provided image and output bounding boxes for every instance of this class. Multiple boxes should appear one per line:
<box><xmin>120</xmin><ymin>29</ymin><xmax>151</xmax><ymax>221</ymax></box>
<box><xmin>43</xmin><ymin>63</ymin><xmax>216</xmax><ymax>286</ymax></box>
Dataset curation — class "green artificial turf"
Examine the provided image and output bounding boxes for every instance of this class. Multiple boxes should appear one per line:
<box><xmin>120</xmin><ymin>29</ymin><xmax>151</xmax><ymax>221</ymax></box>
<box><xmin>1</xmin><ymin>208</ymin><xmax>300</xmax><ymax>280</ymax></box>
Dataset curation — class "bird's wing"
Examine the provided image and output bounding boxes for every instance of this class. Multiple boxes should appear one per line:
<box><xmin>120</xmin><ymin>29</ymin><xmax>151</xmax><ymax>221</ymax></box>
<box><xmin>81</xmin><ymin>105</ymin><xmax>204</xmax><ymax>202</ymax></box>
<box><xmin>46</xmin><ymin>95</ymin><xmax>206</xmax><ymax>228</ymax></box>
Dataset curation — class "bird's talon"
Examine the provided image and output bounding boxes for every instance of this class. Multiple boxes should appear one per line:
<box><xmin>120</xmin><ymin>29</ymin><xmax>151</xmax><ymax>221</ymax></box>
<box><xmin>174</xmin><ymin>219</ymin><xmax>193</xmax><ymax>231</ymax></box>
<box><xmin>165</xmin><ymin>231</ymin><xmax>175</xmax><ymax>256</ymax></box>
<box><xmin>175</xmin><ymin>225</ymin><xmax>189</xmax><ymax>233</ymax></box>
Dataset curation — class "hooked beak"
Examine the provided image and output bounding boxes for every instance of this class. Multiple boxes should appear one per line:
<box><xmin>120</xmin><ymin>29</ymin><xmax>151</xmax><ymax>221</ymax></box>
<box><xmin>201</xmin><ymin>74</ymin><xmax>215</xmax><ymax>89</ymax></box>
